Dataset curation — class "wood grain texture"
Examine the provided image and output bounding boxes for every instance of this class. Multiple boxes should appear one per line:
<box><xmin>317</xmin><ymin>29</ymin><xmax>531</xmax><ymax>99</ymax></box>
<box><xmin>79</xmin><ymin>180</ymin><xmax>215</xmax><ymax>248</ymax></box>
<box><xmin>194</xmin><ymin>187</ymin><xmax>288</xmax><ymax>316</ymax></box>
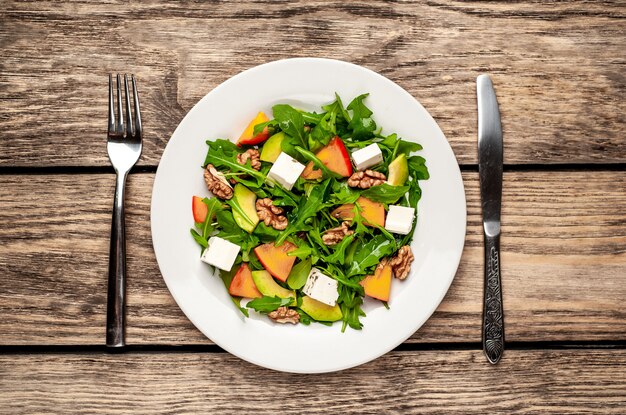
<box><xmin>0</xmin><ymin>171</ymin><xmax>624</xmax><ymax>345</ymax></box>
<box><xmin>1</xmin><ymin>1</ymin><xmax>624</xmax><ymax>167</ymax></box>
<box><xmin>1</xmin><ymin>350</ymin><xmax>625</xmax><ymax>414</ymax></box>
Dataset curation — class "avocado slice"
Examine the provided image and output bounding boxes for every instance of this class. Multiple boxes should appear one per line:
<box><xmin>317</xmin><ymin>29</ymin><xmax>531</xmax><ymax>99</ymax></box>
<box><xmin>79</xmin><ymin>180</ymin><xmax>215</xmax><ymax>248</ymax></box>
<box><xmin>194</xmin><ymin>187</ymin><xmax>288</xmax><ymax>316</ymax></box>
<box><xmin>260</xmin><ymin>132</ymin><xmax>286</xmax><ymax>163</ymax></box>
<box><xmin>232</xmin><ymin>184</ymin><xmax>259</xmax><ymax>233</ymax></box>
<box><xmin>251</xmin><ymin>270</ymin><xmax>296</xmax><ymax>305</ymax></box>
<box><xmin>387</xmin><ymin>154</ymin><xmax>409</xmax><ymax>186</ymax></box>
<box><xmin>300</xmin><ymin>296</ymin><xmax>343</xmax><ymax>322</ymax></box>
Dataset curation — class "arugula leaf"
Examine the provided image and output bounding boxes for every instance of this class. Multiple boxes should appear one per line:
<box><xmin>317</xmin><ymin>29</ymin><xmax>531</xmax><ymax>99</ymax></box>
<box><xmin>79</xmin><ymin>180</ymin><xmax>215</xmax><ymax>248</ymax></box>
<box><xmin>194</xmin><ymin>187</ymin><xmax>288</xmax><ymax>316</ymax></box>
<box><xmin>347</xmin><ymin>94</ymin><xmax>377</xmax><ymax>140</ymax></box>
<box><xmin>398</xmin><ymin>139</ymin><xmax>423</xmax><ymax>155</ymax></box>
<box><xmin>361</xmin><ymin>184</ymin><xmax>410</xmax><ymax>204</ymax></box>
<box><xmin>190</xmin><ymin>229</ymin><xmax>208</xmax><ymax>249</ymax></box>
<box><xmin>294</xmin><ymin>146</ymin><xmax>341</xmax><ymax>179</ymax></box>
<box><xmin>309</xmin><ymin>95</ymin><xmax>349</xmax><ymax>151</ymax></box>
<box><xmin>287</xmin><ymin>244</ymin><xmax>313</xmax><ymax>260</ymax></box>
<box><xmin>252</xmin><ymin>222</ymin><xmax>281</xmax><ymax>242</ymax></box>
<box><xmin>287</xmin><ymin>257</ymin><xmax>312</xmax><ymax>290</ymax></box>
<box><xmin>380</xmin><ymin>134</ymin><xmax>422</xmax><ymax>157</ymax></box>
<box><xmin>338</xmin><ymin>285</ymin><xmax>365</xmax><ymax>331</ymax></box>
<box><xmin>296</xmin><ymin>308</ymin><xmax>312</xmax><ymax>325</ymax></box>
<box><xmin>200</xmin><ymin>197</ymin><xmax>223</xmax><ymax>239</ymax></box>
<box><xmin>246</xmin><ymin>296</ymin><xmax>293</xmax><ymax>313</ymax></box>
<box><xmin>324</xmin><ymin>234</ymin><xmax>355</xmax><ymax>266</ymax></box>
<box><xmin>407</xmin><ymin>175</ymin><xmax>423</xmax><ymax>209</ymax></box>
<box><xmin>204</xmin><ymin>142</ymin><xmax>265</xmax><ymax>184</ymax></box>
<box><xmin>300</xmin><ymin>111</ymin><xmax>323</xmax><ymax>124</ymax></box>
<box><xmin>272</xmin><ymin>104</ymin><xmax>307</xmax><ymax>148</ymax></box>
<box><xmin>215</xmin><ymin>210</ymin><xmax>248</xmax><ymax>245</ymax></box>
<box><xmin>276</xmin><ymin>179</ymin><xmax>331</xmax><ymax>244</ymax></box>
<box><xmin>347</xmin><ymin>234</ymin><xmax>397</xmax><ymax>276</ymax></box>
<box><xmin>266</xmin><ymin>182</ymin><xmax>299</xmax><ymax>207</ymax></box>
<box><xmin>329</xmin><ymin>180</ymin><xmax>361</xmax><ymax>204</ymax></box>
<box><xmin>253</xmin><ymin>119</ymin><xmax>278</xmax><ymax>136</ymax></box>
<box><xmin>322</xmin><ymin>93</ymin><xmax>351</xmax><ymax>124</ymax></box>
<box><xmin>407</xmin><ymin>155</ymin><xmax>430</xmax><ymax>180</ymax></box>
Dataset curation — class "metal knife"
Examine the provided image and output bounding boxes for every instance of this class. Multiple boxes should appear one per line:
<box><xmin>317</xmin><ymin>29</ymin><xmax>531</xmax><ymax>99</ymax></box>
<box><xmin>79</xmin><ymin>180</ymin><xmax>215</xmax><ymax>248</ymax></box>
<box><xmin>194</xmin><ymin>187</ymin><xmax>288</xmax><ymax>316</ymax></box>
<box><xmin>477</xmin><ymin>74</ymin><xmax>505</xmax><ymax>364</ymax></box>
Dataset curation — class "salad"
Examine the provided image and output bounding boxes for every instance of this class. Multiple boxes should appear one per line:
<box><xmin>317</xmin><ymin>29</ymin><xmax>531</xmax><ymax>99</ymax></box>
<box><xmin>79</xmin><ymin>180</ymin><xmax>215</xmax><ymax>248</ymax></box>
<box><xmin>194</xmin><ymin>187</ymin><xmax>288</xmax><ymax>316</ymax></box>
<box><xmin>190</xmin><ymin>93</ymin><xmax>429</xmax><ymax>331</ymax></box>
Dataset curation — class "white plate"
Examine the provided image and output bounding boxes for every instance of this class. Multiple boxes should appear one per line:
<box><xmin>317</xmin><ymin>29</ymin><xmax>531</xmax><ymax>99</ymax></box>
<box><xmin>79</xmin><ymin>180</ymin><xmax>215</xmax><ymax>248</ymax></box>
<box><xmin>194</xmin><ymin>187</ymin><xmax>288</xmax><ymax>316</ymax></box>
<box><xmin>151</xmin><ymin>58</ymin><xmax>466</xmax><ymax>373</ymax></box>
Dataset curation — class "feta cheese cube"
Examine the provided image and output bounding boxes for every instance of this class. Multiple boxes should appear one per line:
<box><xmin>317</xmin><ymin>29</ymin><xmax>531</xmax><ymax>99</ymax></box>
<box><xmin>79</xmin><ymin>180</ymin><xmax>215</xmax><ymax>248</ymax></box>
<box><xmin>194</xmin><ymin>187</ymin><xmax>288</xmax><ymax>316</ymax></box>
<box><xmin>201</xmin><ymin>236</ymin><xmax>240</xmax><ymax>271</ymax></box>
<box><xmin>302</xmin><ymin>268</ymin><xmax>339</xmax><ymax>307</ymax></box>
<box><xmin>384</xmin><ymin>205</ymin><xmax>416</xmax><ymax>235</ymax></box>
<box><xmin>267</xmin><ymin>152</ymin><xmax>306</xmax><ymax>191</ymax></box>
<box><xmin>351</xmin><ymin>143</ymin><xmax>383</xmax><ymax>171</ymax></box>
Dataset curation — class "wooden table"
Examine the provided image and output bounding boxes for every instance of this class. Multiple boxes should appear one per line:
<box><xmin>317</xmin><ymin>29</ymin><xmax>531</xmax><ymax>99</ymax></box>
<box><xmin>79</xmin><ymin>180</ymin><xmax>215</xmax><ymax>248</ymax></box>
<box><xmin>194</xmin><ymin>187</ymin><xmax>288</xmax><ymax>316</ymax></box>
<box><xmin>1</xmin><ymin>1</ymin><xmax>625</xmax><ymax>413</ymax></box>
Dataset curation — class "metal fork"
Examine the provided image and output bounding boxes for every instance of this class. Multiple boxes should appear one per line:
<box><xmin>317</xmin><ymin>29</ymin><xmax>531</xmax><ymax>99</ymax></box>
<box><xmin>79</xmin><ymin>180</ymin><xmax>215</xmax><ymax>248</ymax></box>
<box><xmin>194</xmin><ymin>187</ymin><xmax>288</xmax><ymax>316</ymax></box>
<box><xmin>106</xmin><ymin>74</ymin><xmax>142</xmax><ymax>348</ymax></box>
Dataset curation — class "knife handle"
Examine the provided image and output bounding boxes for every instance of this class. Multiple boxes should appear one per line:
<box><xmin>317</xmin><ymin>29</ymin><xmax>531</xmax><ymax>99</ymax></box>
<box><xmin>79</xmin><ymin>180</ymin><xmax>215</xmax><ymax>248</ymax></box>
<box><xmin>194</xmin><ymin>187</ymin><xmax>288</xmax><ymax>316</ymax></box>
<box><xmin>482</xmin><ymin>233</ymin><xmax>504</xmax><ymax>364</ymax></box>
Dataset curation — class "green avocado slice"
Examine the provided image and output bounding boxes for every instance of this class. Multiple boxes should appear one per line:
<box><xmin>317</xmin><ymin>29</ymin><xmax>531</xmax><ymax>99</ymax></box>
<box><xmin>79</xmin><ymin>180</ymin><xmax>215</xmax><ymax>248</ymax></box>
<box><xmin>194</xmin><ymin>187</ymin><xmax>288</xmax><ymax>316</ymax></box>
<box><xmin>232</xmin><ymin>184</ymin><xmax>259</xmax><ymax>233</ymax></box>
<box><xmin>300</xmin><ymin>296</ymin><xmax>343</xmax><ymax>322</ymax></box>
<box><xmin>260</xmin><ymin>132</ymin><xmax>286</xmax><ymax>163</ymax></box>
<box><xmin>387</xmin><ymin>153</ymin><xmax>409</xmax><ymax>186</ymax></box>
<box><xmin>251</xmin><ymin>270</ymin><xmax>296</xmax><ymax>305</ymax></box>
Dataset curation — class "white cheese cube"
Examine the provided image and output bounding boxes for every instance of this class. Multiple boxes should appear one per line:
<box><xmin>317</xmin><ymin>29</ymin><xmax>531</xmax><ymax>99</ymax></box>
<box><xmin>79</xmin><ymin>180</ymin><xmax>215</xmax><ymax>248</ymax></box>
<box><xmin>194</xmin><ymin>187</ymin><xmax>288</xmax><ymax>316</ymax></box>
<box><xmin>351</xmin><ymin>143</ymin><xmax>383</xmax><ymax>171</ymax></box>
<box><xmin>384</xmin><ymin>205</ymin><xmax>416</xmax><ymax>235</ymax></box>
<box><xmin>267</xmin><ymin>152</ymin><xmax>306</xmax><ymax>191</ymax></box>
<box><xmin>302</xmin><ymin>268</ymin><xmax>339</xmax><ymax>307</ymax></box>
<box><xmin>200</xmin><ymin>236</ymin><xmax>240</xmax><ymax>271</ymax></box>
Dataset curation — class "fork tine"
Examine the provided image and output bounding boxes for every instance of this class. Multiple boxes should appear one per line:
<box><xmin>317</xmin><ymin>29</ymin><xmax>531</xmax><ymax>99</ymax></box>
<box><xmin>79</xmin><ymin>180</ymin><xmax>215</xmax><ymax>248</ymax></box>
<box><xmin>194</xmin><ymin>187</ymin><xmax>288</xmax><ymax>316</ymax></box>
<box><xmin>115</xmin><ymin>74</ymin><xmax>123</xmax><ymax>134</ymax></box>
<box><xmin>108</xmin><ymin>74</ymin><xmax>115</xmax><ymax>133</ymax></box>
<box><xmin>131</xmin><ymin>75</ymin><xmax>142</xmax><ymax>137</ymax></box>
<box><xmin>123</xmin><ymin>74</ymin><xmax>133</xmax><ymax>137</ymax></box>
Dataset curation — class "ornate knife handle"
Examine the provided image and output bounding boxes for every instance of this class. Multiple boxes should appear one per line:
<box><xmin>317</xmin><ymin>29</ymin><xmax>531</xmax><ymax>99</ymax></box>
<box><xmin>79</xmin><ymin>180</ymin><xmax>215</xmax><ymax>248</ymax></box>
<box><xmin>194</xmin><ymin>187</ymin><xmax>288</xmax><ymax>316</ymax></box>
<box><xmin>482</xmin><ymin>233</ymin><xmax>504</xmax><ymax>363</ymax></box>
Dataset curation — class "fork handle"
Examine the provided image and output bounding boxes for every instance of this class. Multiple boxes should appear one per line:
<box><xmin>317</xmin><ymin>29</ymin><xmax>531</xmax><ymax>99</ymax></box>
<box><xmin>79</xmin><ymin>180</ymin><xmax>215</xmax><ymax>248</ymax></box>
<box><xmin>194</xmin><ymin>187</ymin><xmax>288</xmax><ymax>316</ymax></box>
<box><xmin>106</xmin><ymin>171</ymin><xmax>128</xmax><ymax>348</ymax></box>
<box><xmin>482</xmin><ymin>233</ymin><xmax>504</xmax><ymax>363</ymax></box>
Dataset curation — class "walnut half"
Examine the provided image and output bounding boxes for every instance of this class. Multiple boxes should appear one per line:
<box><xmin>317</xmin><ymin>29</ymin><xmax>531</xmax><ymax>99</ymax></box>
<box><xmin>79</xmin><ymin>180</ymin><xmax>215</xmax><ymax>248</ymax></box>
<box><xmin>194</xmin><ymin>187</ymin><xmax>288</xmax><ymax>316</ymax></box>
<box><xmin>268</xmin><ymin>307</ymin><xmax>299</xmax><ymax>324</ymax></box>
<box><xmin>390</xmin><ymin>245</ymin><xmax>414</xmax><ymax>280</ymax></box>
<box><xmin>256</xmin><ymin>198</ymin><xmax>288</xmax><ymax>230</ymax></box>
<box><xmin>321</xmin><ymin>221</ymin><xmax>354</xmax><ymax>245</ymax></box>
<box><xmin>204</xmin><ymin>164</ymin><xmax>233</xmax><ymax>200</ymax></box>
<box><xmin>236</xmin><ymin>149</ymin><xmax>261</xmax><ymax>170</ymax></box>
<box><xmin>347</xmin><ymin>170</ymin><xmax>386</xmax><ymax>189</ymax></box>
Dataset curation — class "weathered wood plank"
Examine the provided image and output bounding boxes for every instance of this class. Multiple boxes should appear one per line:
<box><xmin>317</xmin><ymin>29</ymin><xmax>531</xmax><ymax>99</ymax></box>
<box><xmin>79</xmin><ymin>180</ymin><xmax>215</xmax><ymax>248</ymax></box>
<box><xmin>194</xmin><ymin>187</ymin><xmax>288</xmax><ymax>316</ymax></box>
<box><xmin>1</xmin><ymin>1</ymin><xmax>624</xmax><ymax>167</ymax></box>
<box><xmin>0</xmin><ymin>171</ymin><xmax>624</xmax><ymax>345</ymax></box>
<box><xmin>1</xmin><ymin>350</ymin><xmax>625</xmax><ymax>414</ymax></box>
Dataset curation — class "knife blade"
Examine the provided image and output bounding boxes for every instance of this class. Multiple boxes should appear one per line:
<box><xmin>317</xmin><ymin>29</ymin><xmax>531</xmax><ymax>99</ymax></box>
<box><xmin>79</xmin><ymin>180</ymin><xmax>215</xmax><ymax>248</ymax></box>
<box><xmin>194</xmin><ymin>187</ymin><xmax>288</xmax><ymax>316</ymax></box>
<box><xmin>477</xmin><ymin>74</ymin><xmax>504</xmax><ymax>364</ymax></box>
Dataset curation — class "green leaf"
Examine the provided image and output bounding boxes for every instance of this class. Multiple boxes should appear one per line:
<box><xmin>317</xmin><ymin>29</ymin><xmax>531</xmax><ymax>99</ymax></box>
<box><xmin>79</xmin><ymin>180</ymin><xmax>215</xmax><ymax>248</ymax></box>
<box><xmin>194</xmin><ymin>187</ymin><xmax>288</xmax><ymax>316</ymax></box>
<box><xmin>287</xmin><ymin>244</ymin><xmax>313</xmax><ymax>260</ymax></box>
<box><xmin>201</xmin><ymin>197</ymin><xmax>223</xmax><ymax>239</ymax></box>
<box><xmin>329</xmin><ymin>180</ymin><xmax>361</xmax><ymax>205</ymax></box>
<box><xmin>252</xmin><ymin>222</ymin><xmax>281</xmax><ymax>242</ymax></box>
<box><xmin>276</xmin><ymin>179</ymin><xmax>331</xmax><ymax>244</ymax></box>
<box><xmin>287</xmin><ymin>257</ymin><xmax>312</xmax><ymax>290</ymax></box>
<box><xmin>347</xmin><ymin>93</ymin><xmax>377</xmax><ymax>140</ymax></box>
<box><xmin>398</xmin><ymin>139</ymin><xmax>423</xmax><ymax>155</ymax></box>
<box><xmin>246</xmin><ymin>296</ymin><xmax>293</xmax><ymax>313</ymax></box>
<box><xmin>407</xmin><ymin>156</ymin><xmax>430</xmax><ymax>180</ymax></box>
<box><xmin>348</xmin><ymin>234</ymin><xmax>397</xmax><ymax>276</ymax></box>
<box><xmin>294</xmin><ymin>146</ymin><xmax>341</xmax><ymax>179</ymax></box>
<box><xmin>215</xmin><ymin>210</ymin><xmax>248</xmax><ymax>244</ymax></box>
<box><xmin>204</xmin><ymin>145</ymin><xmax>266</xmax><ymax>184</ymax></box>
<box><xmin>190</xmin><ymin>228</ymin><xmax>208</xmax><ymax>249</ymax></box>
<box><xmin>361</xmin><ymin>183</ymin><xmax>410</xmax><ymax>204</ymax></box>
<box><xmin>322</xmin><ymin>93</ymin><xmax>351</xmax><ymax>124</ymax></box>
<box><xmin>324</xmin><ymin>234</ymin><xmax>355</xmax><ymax>265</ymax></box>
<box><xmin>272</xmin><ymin>104</ymin><xmax>307</xmax><ymax>148</ymax></box>
<box><xmin>253</xmin><ymin>119</ymin><xmax>278</xmax><ymax>136</ymax></box>
<box><xmin>266</xmin><ymin>183</ymin><xmax>299</xmax><ymax>207</ymax></box>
